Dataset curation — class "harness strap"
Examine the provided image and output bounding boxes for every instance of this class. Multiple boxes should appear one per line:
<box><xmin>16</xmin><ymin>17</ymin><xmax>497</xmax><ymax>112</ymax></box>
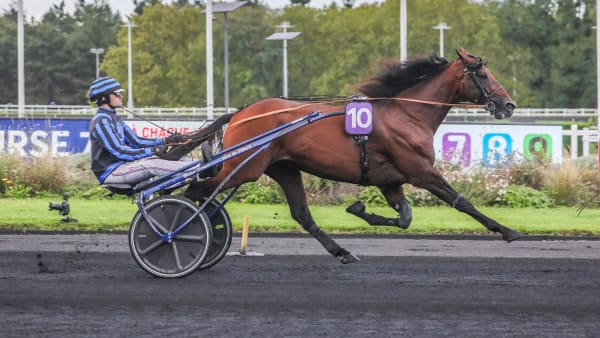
<box><xmin>353</xmin><ymin>135</ymin><xmax>369</xmax><ymax>186</ymax></box>
<box><xmin>226</xmin><ymin>97</ymin><xmax>484</xmax><ymax>130</ymax></box>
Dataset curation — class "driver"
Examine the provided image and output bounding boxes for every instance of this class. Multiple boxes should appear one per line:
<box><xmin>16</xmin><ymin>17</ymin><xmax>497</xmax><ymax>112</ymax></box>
<box><xmin>88</xmin><ymin>76</ymin><xmax>196</xmax><ymax>186</ymax></box>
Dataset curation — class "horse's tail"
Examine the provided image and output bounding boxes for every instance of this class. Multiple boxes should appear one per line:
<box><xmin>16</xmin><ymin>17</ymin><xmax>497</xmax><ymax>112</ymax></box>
<box><xmin>159</xmin><ymin>113</ymin><xmax>234</xmax><ymax>161</ymax></box>
<box><xmin>188</xmin><ymin>112</ymin><xmax>234</xmax><ymax>143</ymax></box>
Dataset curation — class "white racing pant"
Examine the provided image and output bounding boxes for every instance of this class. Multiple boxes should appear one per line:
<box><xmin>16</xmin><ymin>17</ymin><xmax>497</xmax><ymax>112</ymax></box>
<box><xmin>103</xmin><ymin>157</ymin><xmax>195</xmax><ymax>186</ymax></box>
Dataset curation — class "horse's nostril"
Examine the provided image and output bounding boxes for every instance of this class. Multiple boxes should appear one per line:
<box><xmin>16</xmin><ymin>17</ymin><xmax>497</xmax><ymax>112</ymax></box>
<box><xmin>506</xmin><ymin>102</ymin><xmax>516</xmax><ymax>111</ymax></box>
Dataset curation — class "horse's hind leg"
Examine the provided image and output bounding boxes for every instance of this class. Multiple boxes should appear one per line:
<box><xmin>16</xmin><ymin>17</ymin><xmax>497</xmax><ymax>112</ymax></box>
<box><xmin>266</xmin><ymin>163</ymin><xmax>359</xmax><ymax>264</ymax></box>
<box><xmin>346</xmin><ymin>184</ymin><xmax>412</xmax><ymax>229</ymax></box>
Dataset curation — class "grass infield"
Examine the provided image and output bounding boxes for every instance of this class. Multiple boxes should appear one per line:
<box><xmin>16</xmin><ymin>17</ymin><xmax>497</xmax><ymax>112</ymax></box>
<box><xmin>1</xmin><ymin>197</ymin><xmax>599</xmax><ymax>236</ymax></box>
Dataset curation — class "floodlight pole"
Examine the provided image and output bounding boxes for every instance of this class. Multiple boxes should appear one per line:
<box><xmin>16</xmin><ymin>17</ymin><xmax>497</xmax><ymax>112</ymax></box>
<box><xmin>123</xmin><ymin>20</ymin><xmax>137</xmax><ymax>109</ymax></box>
<box><xmin>223</xmin><ymin>12</ymin><xmax>230</xmax><ymax>113</ymax></box>
<box><xmin>206</xmin><ymin>1</ymin><xmax>246</xmax><ymax>115</ymax></box>
<box><xmin>17</xmin><ymin>0</ymin><xmax>24</xmax><ymax>117</ymax></box>
<box><xmin>266</xmin><ymin>22</ymin><xmax>301</xmax><ymax>98</ymax></box>
<box><xmin>206</xmin><ymin>0</ymin><xmax>214</xmax><ymax>120</ymax></box>
<box><xmin>281</xmin><ymin>22</ymin><xmax>290</xmax><ymax>98</ymax></box>
<box><xmin>90</xmin><ymin>48</ymin><xmax>104</xmax><ymax>79</ymax></box>
<box><xmin>432</xmin><ymin>22</ymin><xmax>450</xmax><ymax>58</ymax></box>
<box><xmin>400</xmin><ymin>0</ymin><xmax>407</xmax><ymax>61</ymax></box>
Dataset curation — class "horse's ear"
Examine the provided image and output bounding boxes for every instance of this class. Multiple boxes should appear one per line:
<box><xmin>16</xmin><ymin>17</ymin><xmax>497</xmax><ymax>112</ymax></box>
<box><xmin>456</xmin><ymin>49</ymin><xmax>463</xmax><ymax>60</ymax></box>
<box><xmin>456</xmin><ymin>47</ymin><xmax>467</xmax><ymax>60</ymax></box>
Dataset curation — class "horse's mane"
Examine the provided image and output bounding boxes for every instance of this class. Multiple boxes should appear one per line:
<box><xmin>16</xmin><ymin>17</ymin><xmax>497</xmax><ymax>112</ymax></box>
<box><xmin>356</xmin><ymin>55</ymin><xmax>449</xmax><ymax>98</ymax></box>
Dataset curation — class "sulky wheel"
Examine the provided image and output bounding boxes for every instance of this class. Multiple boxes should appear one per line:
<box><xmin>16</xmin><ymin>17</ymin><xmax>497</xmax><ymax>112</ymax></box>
<box><xmin>198</xmin><ymin>198</ymin><xmax>233</xmax><ymax>270</ymax></box>
<box><xmin>129</xmin><ymin>195</ymin><xmax>212</xmax><ymax>278</ymax></box>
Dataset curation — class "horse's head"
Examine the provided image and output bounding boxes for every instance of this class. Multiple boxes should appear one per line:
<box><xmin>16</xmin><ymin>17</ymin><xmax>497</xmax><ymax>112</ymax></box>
<box><xmin>456</xmin><ymin>48</ymin><xmax>515</xmax><ymax>119</ymax></box>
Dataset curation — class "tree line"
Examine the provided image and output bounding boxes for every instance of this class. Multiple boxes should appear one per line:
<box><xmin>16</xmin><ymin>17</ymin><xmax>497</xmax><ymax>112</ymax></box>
<box><xmin>0</xmin><ymin>0</ymin><xmax>595</xmax><ymax>109</ymax></box>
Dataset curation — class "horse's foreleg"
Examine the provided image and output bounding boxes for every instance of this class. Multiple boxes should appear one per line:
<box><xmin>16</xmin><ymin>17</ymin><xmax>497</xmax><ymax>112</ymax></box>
<box><xmin>454</xmin><ymin>195</ymin><xmax>521</xmax><ymax>241</ymax></box>
<box><xmin>415</xmin><ymin>171</ymin><xmax>521</xmax><ymax>242</ymax></box>
<box><xmin>346</xmin><ymin>184</ymin><xmax>412</xmax><ymax>229</ymax></box>
<box><xmin>266</xmin><ymin>163</ymin><xmax>359</xmax><ymax>264</ymax></box>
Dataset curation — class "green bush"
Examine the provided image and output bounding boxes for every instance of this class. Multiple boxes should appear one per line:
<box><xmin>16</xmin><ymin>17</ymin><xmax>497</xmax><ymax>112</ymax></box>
<box><xmin>497</xmin><ymin>185</ymin><xmax>555</xmax><ymax>208</ymax></box>
<box><xmin>0</xmin><ymin>154</ymin><xmax>25</xmax><ymax>195</ymax></box>
<box><xmin>436</xmin><ymin>163</ymin><xmax>513</xmax><ymax>206</ymax></box>
<box><xmin>358</xmin><ymin>186</ymin><xmax>387</xmax><ymax>207</ymax></box>
<box><xmin>0</xmin><ymin>153</ymin><xmax>97</xmax><ymax>198</ymax></box>
<box><xmin>233</xmin><ymin>180</ymin><xmax>284</xmax><ymax>204</ymax></box>
<box><xmin>3</xmin><ymin>182</ymin><xmax>32</xmax><ymax>198</ymax></box>
<box><xmin>405</xmin><ymin>187</ymin><xmax>443</xmax><ymax>206</ymax></box>
<box><xmin>303</xmin><ymin>175</ymin><xmax>341</xmax><ymax>205</ymax></box>
<box><xmin>544</xmin><ymin>160</ymin><xmax>580</xmax><ymax>206</ymax></box>
<box><xmin>507</xmin><ymin>159</ymin><xmax>549</xmax><ymax>190</ymax></box>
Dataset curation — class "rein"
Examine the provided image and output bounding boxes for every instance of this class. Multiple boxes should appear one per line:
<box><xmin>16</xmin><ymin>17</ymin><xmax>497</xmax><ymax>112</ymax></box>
<box><xmin>226</xmin><ymin>97</ymin><xmax>484</xmax><ymax>129</ymax></box>
<box><xmin>226</xmin><ymin>99</ymin><xmax>350</xmax><ymax>129</ymax></box>
<box><xmin>388</xmin><ymin>97</ymin><xmax>483</xmax><ymax>108</ymax></box>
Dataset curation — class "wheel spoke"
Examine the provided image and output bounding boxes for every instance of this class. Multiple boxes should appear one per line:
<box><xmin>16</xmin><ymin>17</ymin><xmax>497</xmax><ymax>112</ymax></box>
<box><xmin>176</xmin><ymin>234</ymin><xmax>206</xmax><ymax>242</ymax></box>
<box><xmin>172</xmin><ymin>241</ymin><xmax>183</xmax><ymax>271</ymax></box>
<box><xmin>169</xmin><ymin>207</ymin><xmax>183</xmax><ymax>232</ymax></box>
<box><xmin>138</xmin><ymin>238</ymin><xmax>164</xmax><ymax>255</ymax></box>
<box><xmin>147</xmin><ymin>214</ymin><xmax>169</xmax><ymax>234</ymax></box>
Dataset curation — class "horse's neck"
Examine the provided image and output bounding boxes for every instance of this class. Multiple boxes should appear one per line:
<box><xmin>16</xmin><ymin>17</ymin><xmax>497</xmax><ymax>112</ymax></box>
<box><xmin>397</xmin><ymin>65</ymin><xmax>462</xmax><ymax>130</ymax></box>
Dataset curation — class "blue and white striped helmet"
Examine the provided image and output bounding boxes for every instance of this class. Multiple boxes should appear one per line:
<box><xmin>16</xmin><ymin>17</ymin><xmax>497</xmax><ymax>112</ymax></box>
<box><xmin>88</xmin><ymin>77</ymin><xmax>125</xmax><ymax>101</ymax></box>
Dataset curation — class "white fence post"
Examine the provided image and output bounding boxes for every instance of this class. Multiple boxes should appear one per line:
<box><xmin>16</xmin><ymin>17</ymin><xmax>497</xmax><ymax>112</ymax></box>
<box><xmin>570</xmin><ymin>124</ymin><xmax>578</xmax><ymax>159</ymax></box>
<box><xmin>583</xmin><ymin>127</ymin><xmax>590</xmax><ymax>157</ymax></box>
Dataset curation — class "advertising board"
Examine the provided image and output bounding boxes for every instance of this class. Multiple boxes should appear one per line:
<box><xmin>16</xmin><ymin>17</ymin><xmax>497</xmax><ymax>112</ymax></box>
<box><xmin>434</xmin><ymin>124</ymin><xmax>563</xmax><ymax>166</ymax></box>
<box><xmin>0</xmin><ymin>118</ymin><xmax>563</xmax><ymax>165</ymax></box>
<box><xmin>0</xmin><ymin>119</ymin><xmax>206</xmax><ymax>157</ymax></box>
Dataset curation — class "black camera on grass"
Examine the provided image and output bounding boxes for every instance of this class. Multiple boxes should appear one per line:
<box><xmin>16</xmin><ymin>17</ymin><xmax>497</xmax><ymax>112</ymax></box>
<box><xmin>49</xmin><ymin>192</ymin><xmax>77</xmax><ymax>223</ymax></box>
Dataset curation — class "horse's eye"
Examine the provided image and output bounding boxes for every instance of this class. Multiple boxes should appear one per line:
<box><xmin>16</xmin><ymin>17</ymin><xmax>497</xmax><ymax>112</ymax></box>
<box><xmin>478</xmin><ymin>73</ymin><xmax>488</xmax><ymax>79</ymax></box>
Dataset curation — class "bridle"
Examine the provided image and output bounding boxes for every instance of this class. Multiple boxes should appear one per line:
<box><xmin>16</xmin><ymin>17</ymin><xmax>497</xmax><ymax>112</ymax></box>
<box><xmin>461</xmin><ymin>56</ymin><xmax>505</xmax><ymax>118</ymax></box>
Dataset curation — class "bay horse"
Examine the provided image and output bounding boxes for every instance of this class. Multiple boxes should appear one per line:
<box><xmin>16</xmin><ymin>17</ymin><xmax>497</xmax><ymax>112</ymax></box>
<box><xmin>183</xmin><ymin>48</ymin><xmax>522</xmax><ymax>264</ymax></box>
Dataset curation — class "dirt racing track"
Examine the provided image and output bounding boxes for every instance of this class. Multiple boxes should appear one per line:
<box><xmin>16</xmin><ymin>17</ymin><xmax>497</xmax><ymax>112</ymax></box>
<box><xmin>1</xmin><ymin>233</ymin><xmax>599</xmax><ymax>337</ymax></box>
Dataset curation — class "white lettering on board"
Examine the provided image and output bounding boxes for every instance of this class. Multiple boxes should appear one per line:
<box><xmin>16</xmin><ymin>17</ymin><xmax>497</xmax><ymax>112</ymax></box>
<box><xmin>51</xmin><ymin>131</ymin><xmax>69</xmax><ymax>157</ymax></box>
<box><xmin>7</xmin><ymin>131</ymin><xmax>27</xmax><ymax>156</ymax></box>
<box><xmin>80</xmin><ymin>131</ymin><xmax>91</xmax><ymax>153</ymax></box>
<box><xmin>30</xmin><ymin>130</ymin><xmax>50</xmax><ymax>157</ymax></box>
<box><xmin>0</xmin><ymin>130</ymin><xmax>72</xmax><ymax>157</ymax></box>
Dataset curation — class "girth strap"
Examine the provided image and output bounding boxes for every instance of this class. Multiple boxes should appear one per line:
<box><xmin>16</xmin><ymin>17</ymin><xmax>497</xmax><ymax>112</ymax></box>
<box><xmin>353</xmin><ymin>135</ymin><xmax>369</xmax><ymax>186</ymax></box>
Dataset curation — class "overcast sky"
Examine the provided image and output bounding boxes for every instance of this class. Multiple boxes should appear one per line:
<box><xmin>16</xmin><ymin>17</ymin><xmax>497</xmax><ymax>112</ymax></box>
<box><xmin>0</xmin><ymin>0</ymin><xmax>383</xmax><ymax>20</ymax></box>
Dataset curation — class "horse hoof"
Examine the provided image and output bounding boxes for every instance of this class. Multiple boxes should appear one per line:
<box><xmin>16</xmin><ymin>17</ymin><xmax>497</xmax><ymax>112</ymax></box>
<box><xmin>346</xmin><ymin>201</ymin><xmax>365</xmax><ymax>215</ymax></box>
<box><xmin>503</xmin><ymin>230</ymin><xmax>522</xmax><ymax>243</ymax></box>
<box><xmin>340</xmin><ymin>252</ymin><xmax>360</xmax><ymax>264</ymax></box>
